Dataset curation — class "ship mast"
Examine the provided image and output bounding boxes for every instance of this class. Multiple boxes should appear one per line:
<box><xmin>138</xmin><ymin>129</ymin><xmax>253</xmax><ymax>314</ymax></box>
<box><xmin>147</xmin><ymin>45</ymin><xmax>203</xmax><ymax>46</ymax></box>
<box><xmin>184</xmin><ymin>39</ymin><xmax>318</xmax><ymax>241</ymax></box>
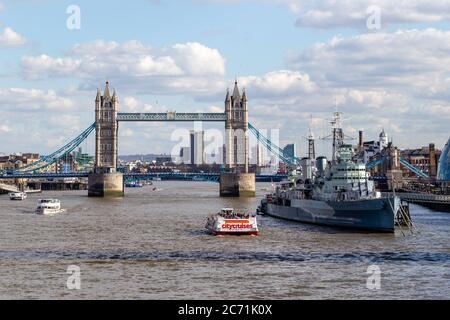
<box><xmin>308</xmin><ymin>115</ymin><xmax>316</xmax><ymax>160</ymax></box>
<box><xmin>331</xmin><ymin>111</ymin><xmax>344</xmax><ymax>162</ymax></box>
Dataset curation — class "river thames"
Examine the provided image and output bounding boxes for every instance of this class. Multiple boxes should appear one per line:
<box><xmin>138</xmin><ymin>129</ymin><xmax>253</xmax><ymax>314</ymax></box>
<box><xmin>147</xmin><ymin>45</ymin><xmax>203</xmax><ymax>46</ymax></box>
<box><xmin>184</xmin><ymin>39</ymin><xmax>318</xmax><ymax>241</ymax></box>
<box><xmin>0</xmin><ymin>181</ymin><xmax>448</xmax><ymax>299</ymax></box>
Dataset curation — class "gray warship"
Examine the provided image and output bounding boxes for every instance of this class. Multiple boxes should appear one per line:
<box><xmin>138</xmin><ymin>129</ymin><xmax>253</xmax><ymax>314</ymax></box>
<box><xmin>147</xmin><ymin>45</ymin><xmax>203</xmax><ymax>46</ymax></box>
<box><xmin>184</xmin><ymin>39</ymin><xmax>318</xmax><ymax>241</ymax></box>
<box><xmin>258</xmin><ymin>113</ymin><xmax>405</xmax><ymax>233</ymax></box>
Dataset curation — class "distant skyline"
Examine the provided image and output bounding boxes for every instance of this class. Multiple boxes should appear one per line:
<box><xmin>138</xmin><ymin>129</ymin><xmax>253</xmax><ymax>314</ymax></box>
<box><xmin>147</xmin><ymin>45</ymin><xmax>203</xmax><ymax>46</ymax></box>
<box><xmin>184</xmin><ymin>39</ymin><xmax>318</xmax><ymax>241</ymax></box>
<box><xmin>1</xmin><ymin>0</ymin><xmax>450</xmax><ymax>156</ymax></box>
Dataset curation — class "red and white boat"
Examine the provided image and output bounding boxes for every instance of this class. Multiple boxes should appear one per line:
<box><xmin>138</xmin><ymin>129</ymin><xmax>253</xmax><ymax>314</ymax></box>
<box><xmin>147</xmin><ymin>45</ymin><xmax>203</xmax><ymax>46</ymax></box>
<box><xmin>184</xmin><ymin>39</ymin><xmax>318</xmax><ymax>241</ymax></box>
<box><xmin>206</xmin><ymin>208</ymin><xmax>259</xmax><ymax>236</ymax></box>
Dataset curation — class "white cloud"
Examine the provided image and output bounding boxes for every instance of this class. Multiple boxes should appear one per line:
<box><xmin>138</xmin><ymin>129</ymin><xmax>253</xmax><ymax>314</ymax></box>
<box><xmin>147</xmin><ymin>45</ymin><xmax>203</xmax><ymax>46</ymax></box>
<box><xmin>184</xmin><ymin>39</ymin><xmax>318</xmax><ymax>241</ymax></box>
<box><xmin>260</xmin><ymin>0</ymin><xmax>450</xmax><ymax>29</ymax></box>
<box><xmin>240</xmin><ymin>29</ymin><xmax>450</xmax><ymax>151</ymax></box>
<box><xmin>0</xmin><ymin>88</ymin><xmax>74</xmax><ymax>111</ymax></box>
<box><xmin>209</xmin><ymin>105</ymin><xmax>223</xmax><ymax>112</ymax></box>
<box><xmin>199</xmin><ymin>0</ymin><xmax>450</xmax><ymax>28</ymax></box>
<box><xmin>287</xmin><ymin>29</ymin><xmax>450</xmax><ymax>101</ymax></box>
<box><xmin>21</xmin><ymin>55</ymin><xmax>81</xmax><ymax>80</ymax></box>
<box><xmin>170</xmin><ymin>42</ymin><xmax>226</xmax><ymax>76</ymax></box>
<box><xmin>0</xmin><ymin>27</ymin><xmax>26</xmax><ymax>47</ymax></box>
<box><xmin>239</xmin><ymin>70</ymin><xmax>317</xmax><ymax>100</ymax></box>
<box><xmin>21</xmin><ymin>40</ymin><xmax>226</xmax><ymax>95</ymax></box>
<box><xmin>123</xmin><ymin>96</ymin><xmax>154</xmax><ymax>112</ymax></box>
<box><xmin>0</xmin><ymin>124</ymin><xmax>12</xmax><ymax>133</ymax></box>
<box><xmin>291</xmin><ymin>0</ymin><xmax>450</xmax><ymax>28</ymax></box>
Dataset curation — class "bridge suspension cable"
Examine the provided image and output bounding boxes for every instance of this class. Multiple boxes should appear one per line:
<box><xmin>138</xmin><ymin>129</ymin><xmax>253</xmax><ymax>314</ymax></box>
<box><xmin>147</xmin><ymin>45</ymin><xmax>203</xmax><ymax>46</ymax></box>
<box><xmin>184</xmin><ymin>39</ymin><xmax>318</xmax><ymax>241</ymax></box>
<box><xmin>365</xmin><ymin>156</ymin><xmax>430</xmax><ymax>179</ymax></box>
<box><xmin>14</xmin><ymin>123</ymin><xmax>96</xmax><ymax>173</ymax></box>
<box><xmin>399</xmin><ymin>158</ymin><xmax>430</xmax><ymax>179</ymax></box>
<box><xmin>248</xmin><ymin>122</ymin><xmax>301</xmax><ymax>166</ymax></box>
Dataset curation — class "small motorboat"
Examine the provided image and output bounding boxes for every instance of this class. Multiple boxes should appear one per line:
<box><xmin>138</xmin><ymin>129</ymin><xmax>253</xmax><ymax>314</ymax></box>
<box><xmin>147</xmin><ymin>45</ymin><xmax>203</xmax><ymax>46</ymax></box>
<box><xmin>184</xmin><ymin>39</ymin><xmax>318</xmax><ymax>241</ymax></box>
<box><xmin>206</xmin><ymin>208</ymin><xmax>259</xmax><ymax>236</ymax></box>
<box><xmin>125</xmin><ymin>181</ymin><xmax>143</xmax><ymax>188</ymax></box>
<box><xmin>36</xmin><ymin>199</ymin><xmax>62</xmax><ymax>215</ymax></box>
<box><xmin>9</xmin><ymin>191</ymin><xmax>27</xmax><ymax>201</ymax></box>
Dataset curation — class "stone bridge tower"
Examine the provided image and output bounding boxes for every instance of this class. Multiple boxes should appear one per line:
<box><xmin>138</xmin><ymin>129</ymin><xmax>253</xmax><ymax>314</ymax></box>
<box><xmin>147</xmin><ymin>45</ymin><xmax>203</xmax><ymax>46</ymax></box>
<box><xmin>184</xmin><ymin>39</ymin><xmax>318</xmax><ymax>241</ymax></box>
<box><xmin>89</xmin><ymin>82</ymin><xmax>124</xmax><ymax>197</ymax></box>
<box><xmin>94</xmin><ymin>81</ymin><xmax>119</xmax><ymax>173</ymax></box>
<box><xmin>221</xmin><ymin>80</ymin><xmax>255</xmax><ymax>197</ymax></box>
<box><xmin>225</xmin><ymin>81</ymin><xmax>249</xmax><ymax>172</ymax></box>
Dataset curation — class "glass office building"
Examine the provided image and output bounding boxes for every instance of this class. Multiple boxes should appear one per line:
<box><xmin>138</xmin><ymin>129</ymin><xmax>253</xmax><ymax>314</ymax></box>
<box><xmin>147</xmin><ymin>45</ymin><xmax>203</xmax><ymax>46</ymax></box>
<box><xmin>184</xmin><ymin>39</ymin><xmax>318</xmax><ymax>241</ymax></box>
<box><xmin>437</xmin><ymin>137</ymin><xmax>450</xmax><ymax>181</ymax></box>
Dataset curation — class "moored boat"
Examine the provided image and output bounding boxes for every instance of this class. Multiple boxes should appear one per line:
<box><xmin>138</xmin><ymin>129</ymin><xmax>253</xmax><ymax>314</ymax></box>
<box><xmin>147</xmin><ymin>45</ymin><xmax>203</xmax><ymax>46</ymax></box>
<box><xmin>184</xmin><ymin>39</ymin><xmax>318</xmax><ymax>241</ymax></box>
<box><xmin>9</xmin><ymin>191</ymin><xmax>27</xmax><ymax>201</ymax></box>
<box><xmin>206</xmin><ymin>208</ymin><xmax>259</xmax><ymax>236</ymax></box>
<box><xmin>258</xmin><ymin>112</ymin><xmax>405</xmax><ymax>233</ymax></box>
<box><xmin>36</xmin><ymin>199</ymin><xmax>62</xmax><ymax>215</ymax></box>
<box><xmin>125</xmin><ymin>181</ymin><xmax>143</xmax><ymax>188</ymax></box>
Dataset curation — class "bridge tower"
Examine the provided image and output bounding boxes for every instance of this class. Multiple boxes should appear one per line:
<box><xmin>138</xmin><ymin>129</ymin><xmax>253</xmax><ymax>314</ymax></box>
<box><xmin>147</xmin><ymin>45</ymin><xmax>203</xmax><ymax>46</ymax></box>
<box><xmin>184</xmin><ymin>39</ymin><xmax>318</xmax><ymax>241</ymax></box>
<box><xmin>220</xmin><ymin>80</ymin><xmax>255</xmax><ymax>197</ymax></box>
<box><xmin>381</xmin><ymin>142</ymin><xmax>403</xmax><ymax>190</ymax></box>
<box><xmin>88</xmin><ymin>82</ymin><xmax>124</xmax><ymax>197</ymax></box>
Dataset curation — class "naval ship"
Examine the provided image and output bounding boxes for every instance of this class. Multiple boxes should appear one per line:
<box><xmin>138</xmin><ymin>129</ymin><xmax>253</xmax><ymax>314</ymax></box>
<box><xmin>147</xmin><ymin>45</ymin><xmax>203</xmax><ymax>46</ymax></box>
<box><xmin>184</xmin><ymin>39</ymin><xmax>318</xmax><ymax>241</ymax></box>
<box><xmin>258</xmin><ymin>113</ymin><xmax>404</xmax><ymax>233</ymax></box>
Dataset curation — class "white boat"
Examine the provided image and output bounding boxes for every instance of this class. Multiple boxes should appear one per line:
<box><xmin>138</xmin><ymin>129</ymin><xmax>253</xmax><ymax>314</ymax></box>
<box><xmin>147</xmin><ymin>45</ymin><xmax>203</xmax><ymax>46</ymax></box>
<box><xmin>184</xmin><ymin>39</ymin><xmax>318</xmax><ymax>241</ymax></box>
<box><xmin>206</xmin><ymin>208</ymin><xmax>259</xmax><ymax>236</ymax></box>
<box><xmin>36</xmin><ymin>199</ymin><xmax>62</xmax><ymax>215</ymax></box>
<box><xmin>9</xmin><ymin>191</ymin><xmax>27</xmax><ymax>201</ymax></box>
<box><xmin>152</xmin><ymin>177</ymin><xmax>162</xmax><ymax>181</ymax></box>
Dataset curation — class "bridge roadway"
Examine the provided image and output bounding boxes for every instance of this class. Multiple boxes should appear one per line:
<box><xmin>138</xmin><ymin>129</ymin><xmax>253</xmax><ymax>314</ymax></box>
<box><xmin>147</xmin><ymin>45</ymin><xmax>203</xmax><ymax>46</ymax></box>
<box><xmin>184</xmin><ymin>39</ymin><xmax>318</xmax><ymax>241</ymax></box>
<box><xmin>116</xmin><ymin>112</ymin><xmax>227</xmax><ymax>122</ymax></box>
<box><xmin>0</xmin><ymin>172</ymin><xmax>287</xmax><ymax>182</ymax></box>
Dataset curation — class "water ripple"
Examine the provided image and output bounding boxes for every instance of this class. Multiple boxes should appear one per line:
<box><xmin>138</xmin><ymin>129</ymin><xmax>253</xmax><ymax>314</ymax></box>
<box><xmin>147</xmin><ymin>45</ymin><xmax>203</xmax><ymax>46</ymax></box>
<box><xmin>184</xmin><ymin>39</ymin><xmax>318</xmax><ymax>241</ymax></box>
<box><xmin>0</xmin><ymin>250</ymin><xmax>448</xmax><ymax>264</ymax></box>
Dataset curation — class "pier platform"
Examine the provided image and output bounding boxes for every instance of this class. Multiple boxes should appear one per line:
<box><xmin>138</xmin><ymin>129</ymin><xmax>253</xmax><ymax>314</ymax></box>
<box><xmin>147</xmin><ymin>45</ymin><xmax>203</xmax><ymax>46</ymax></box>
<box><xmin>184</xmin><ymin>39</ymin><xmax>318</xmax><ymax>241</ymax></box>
<box><xmin>88</xmin><ymin>173</ymin><xmax>124</xmax><ymax>197</ymax></box>
<box><xmin>385</xmin><ymin>192</ymin><xmax>450</xmax><ymax>212</ymax></box>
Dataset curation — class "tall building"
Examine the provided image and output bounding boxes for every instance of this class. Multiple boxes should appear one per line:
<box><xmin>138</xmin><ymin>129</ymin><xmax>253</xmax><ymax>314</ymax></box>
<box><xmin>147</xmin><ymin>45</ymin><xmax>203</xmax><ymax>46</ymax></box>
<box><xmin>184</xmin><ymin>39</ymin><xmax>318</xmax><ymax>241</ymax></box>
<box><xmin>95</xmin><ymin>82</ymin><xmax>119</xmax><ymax>173</ymax></box>
<box><xmin>190</xmin><ymin>130</ymin><xmax>205</xmax><ymax>166</ymax></box>
<box><xmin>283</xmin><ymin>144</ymin><xmax>297</xmax><ymax>160</ymax></box>
<box><xmin>219</xmin><ymin>145</ymin><xmax>226</xmax><ymax>165</ymax></box>
<box><xmin>438</xmin><ymin>137</ymin><xmax>450</xmax><ymax>181</ymax></box>
<box><xmin>180</xmin><ymin>147</ymin><xmax>191</xmax><ymax>164</ymax></box>
<box><xmin>251</xmin><ymin>143</ymin><xmax>266</xmax><ymax>167</ymax></box>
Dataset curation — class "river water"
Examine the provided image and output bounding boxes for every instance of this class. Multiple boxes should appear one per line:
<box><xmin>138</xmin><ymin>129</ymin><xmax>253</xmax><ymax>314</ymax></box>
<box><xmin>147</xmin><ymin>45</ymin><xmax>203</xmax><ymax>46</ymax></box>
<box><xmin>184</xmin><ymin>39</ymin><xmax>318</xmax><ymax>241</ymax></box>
<box><xmin>0</xmin><ymin>181</ymin><xmax>448</xmax><ymax>300</ymax></box>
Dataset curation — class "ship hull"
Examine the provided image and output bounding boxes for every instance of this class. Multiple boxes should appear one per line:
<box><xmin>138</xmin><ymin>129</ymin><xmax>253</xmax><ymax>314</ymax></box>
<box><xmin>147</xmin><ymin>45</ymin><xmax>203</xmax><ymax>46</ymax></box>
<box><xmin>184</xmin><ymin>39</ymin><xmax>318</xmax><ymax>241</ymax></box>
<box><xmin>265</xmin><ymin>197</ymin><xmax>397</xmax><ymax>233</ymax></box>
<box><xmin>206</xmin><ymin>216</ymin><xmax>259</xmax><ymax>236</ymax></box>
<box><xmin>211</xmin><ymin>231</ymin><xmax>259</xmax><ymax>236</ymax></box>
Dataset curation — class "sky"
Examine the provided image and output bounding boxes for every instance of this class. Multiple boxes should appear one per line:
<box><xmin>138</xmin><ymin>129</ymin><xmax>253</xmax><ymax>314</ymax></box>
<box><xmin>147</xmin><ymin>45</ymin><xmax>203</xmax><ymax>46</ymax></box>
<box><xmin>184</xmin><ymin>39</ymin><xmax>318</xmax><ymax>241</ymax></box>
<box><xmin>1</xmin><ymin>0</ymin><xmax>450</xmax><ymax>157</ymax></box>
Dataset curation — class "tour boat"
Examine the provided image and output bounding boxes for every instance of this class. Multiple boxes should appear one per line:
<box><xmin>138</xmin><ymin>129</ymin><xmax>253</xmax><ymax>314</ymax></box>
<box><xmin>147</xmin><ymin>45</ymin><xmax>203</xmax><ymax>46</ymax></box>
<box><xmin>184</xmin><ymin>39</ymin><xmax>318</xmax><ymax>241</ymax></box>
<box><xmin>9</xmin><ymin>192</ymin><xmax>27</xmax><ymax>201</ymax></box>
<box><xmin>36</xmin><ymin>199</ymin><xmax>62</xmax><ymax>215</ymax></box>
<box><xmin>206</xmin><ymin>208</ymin><xmax>259</xmax><ymax>236</ymax></box>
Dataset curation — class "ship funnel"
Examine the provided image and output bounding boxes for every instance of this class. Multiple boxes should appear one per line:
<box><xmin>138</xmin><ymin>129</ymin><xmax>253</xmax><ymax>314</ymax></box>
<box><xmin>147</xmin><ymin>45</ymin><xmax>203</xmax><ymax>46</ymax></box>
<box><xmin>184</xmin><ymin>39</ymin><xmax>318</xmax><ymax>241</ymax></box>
<box><xmin>316</xmin><ymin>156</ymin><xmax>328</xmax><ymax>177</ymax></box>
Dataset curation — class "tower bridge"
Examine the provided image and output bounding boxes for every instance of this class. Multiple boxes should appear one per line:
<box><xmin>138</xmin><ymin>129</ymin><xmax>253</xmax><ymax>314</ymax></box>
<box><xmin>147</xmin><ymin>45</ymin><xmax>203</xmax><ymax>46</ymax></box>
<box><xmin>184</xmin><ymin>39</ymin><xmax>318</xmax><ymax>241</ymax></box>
<box><xmin>89</xmin><ymin>81</ymin><xmax>254</xmax><ymax>197</ymax></box>
<box><xmin>0</xmin><ymin>80</ymin><xmax>298</xmax><ymax>196</ymax></box>
<box><xmin>1</xmin><ymin>82</ymin><xmax>432</xmax><ymax>197</ymax></box>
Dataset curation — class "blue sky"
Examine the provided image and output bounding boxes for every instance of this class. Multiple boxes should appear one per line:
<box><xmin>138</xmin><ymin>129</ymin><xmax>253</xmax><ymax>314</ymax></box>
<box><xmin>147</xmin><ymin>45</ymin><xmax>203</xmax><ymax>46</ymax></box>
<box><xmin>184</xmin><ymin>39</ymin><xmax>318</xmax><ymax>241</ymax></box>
<box><xmin>1</xmin><ymin>0</ymin><xmax>450</xmax><ymax>156</ymax></box>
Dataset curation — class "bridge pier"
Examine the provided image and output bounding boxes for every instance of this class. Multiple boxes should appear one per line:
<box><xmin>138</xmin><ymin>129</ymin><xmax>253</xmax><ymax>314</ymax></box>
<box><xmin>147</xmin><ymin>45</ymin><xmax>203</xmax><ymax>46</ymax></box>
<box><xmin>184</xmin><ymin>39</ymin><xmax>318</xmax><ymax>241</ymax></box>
<box><xmin>220</xmin><ymin>173</ymin><xmax>255</xmax><ymax>197</ymax></box>
<box><xmin>89</xmin><ymin>82</ymin><xmax>124</xmax><ymax>197</ymax></box>
<box><xmin>88</xmin><ymin>173</ymin><xmax>124</xmax><ymax>197</ymax></box>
